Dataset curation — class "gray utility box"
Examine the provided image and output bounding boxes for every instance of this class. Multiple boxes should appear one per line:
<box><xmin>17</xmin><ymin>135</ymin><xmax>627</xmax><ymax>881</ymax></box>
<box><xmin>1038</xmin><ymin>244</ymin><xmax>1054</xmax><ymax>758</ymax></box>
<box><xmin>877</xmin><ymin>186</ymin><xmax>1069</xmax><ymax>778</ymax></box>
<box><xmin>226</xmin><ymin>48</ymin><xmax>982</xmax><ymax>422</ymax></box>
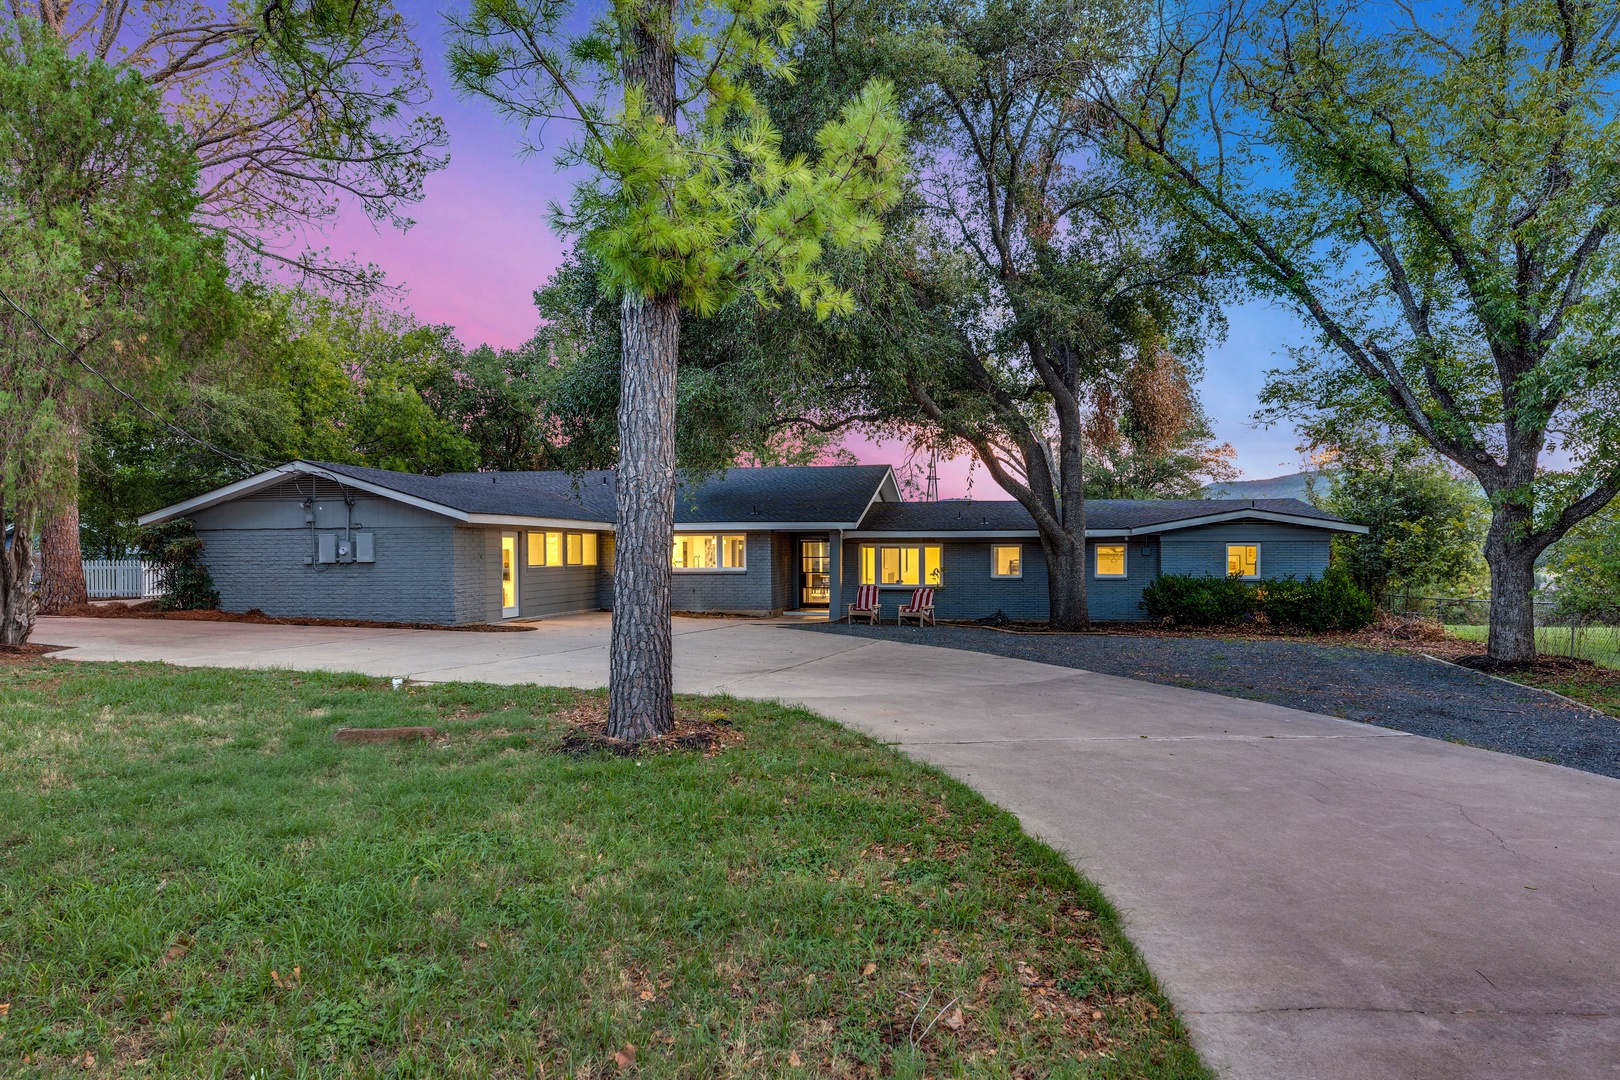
<box><xmin>318</xmin><ymin>533</ymin><xmax>376</xmax><ymax>564</ymax></box>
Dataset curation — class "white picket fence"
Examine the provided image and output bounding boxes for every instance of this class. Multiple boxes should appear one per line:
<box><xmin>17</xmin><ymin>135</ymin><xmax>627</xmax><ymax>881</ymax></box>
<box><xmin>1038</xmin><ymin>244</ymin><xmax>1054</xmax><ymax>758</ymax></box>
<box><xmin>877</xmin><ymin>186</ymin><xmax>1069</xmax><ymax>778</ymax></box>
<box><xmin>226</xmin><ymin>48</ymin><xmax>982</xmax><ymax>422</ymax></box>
<box><xmin>82</xmin><ymin>559</ymin><xmax>162</xmax><ymax>599</ymax></box>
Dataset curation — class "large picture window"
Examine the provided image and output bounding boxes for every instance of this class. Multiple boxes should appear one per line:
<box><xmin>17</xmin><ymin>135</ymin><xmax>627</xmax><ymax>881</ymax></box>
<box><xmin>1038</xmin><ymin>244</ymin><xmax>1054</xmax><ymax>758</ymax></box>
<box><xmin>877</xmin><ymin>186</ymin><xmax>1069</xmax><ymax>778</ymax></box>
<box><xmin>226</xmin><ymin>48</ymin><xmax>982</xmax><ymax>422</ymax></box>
<box><xmin>859</xmin><ymin>544</ymin><xmax>943</xmax><ymax>587</ymax></box>
<box><xmin>529</xmin><ymin>531</ymin><xmax>599</xmax><ymax>567</ymax></box>
<box><xmin>1095</xmin><ymin>544</ymin><xmax>1126</xmax><ymax>578</ymax></box>
<box><xmin>1227</xmin><ymin>544</ymin><xmax>1260</xmax><ymax>579</ymax></box>
<box><xmin>991</xmin><ymin>544</ymin><xmax>1022</xmax><ymax>578</ymax></box>
<box><xmin>673</xmin><ymin>534</ymin><xmax>746</xmax><ymax>570</ymax></box>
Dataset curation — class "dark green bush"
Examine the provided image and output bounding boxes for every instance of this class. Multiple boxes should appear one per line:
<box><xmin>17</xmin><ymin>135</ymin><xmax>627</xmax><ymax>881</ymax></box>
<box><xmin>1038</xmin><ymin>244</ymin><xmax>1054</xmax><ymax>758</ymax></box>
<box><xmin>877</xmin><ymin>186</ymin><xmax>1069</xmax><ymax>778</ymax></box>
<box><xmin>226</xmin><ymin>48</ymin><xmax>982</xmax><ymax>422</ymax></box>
<box><xmin>136</xmin><ymin>518</ymin><xmax>220</xmax><ymax>611</ymax></box>
<box><xmin>1140</xmin><ymin>573</ymin><xmax>1255</xmax><ymax>626</ymax></box>
<box><xmin>1142</xmin><ymin>567</ymin><xmax>1376</xmax><ymax>632</ymax></box>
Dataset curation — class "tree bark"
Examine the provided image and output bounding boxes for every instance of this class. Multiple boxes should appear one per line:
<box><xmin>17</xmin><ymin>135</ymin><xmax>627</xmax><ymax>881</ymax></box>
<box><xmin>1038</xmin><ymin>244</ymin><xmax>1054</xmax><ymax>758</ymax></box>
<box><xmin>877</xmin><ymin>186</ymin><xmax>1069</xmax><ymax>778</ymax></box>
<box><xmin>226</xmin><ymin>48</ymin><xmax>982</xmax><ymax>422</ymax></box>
<box><xmin>608</xmin><ymin>291</ymin><xmax>680</xmax><ymax>740</ymax></box>
<box><xmin>37</xmin><ymin>501</ymin><xmax>87</xmax><ymax>614</ymax></box>
<box><xmin>606</xmin><ymin>0</ymin><xmax>680</xmax><ymax>742</ymax></box>
<box><xmin>1044</xmin><ymin>532</ymin><xmax>1087</xmax><ymax>631</ymax></box>
<box><xmin>1</xmin><ymin>505</ymin><xmax>38</xmax><ymax>647</ymax></box>
<box><xmin>1482</xmin><ymin>509</ymin><xmax>1539</xmax><ymax>663</ymax></box>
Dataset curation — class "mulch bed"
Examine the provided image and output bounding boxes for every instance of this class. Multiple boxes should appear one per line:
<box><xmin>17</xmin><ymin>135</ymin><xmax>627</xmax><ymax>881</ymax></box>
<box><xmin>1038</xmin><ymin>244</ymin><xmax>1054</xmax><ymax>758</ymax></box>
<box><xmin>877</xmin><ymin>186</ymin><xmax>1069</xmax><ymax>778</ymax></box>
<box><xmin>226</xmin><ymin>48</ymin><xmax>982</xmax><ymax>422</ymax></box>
<box><xmin>1451</xmin><ymin>654</ymin><xmax>1620</xmax><ymax>681</ymax></box>
<box><xmin>552</xmin><ymin>700</ymin><xmax>746</xmax><ymax>757</ymax></box>
<box><xmin>49</xmin><ymin>601</ymin><xmax>534</xmax><ymax>633</ymax></box>
<box><xmin>0</xmin><ymin>643</ymin><xmax>68</xmax><ymax>661</ymax></box>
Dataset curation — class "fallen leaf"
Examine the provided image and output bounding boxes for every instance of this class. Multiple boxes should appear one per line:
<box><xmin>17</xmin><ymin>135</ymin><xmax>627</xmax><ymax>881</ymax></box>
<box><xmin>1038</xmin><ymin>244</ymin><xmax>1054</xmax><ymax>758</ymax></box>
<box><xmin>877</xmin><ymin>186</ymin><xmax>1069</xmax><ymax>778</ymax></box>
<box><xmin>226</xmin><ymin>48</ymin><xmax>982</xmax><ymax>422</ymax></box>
<box><xmin>638</xmin><ymin>990</ymin><xmax>653</xmax><ymax>1001</ymax></box>
<box><xmin>160</xmin><ymin>938</ymin><xmax>190</xmax><ymax>965</ymax></box>
<box><xmin>788</xmin><ymin>1051</ymin><xmax>803</xmax><ymax>1067</ymax></box>
<box><xmin>0</xmin><ymin>1002</ymin><xmax>9</xmax><ymax>1016</ymax></box>
<box><xmin>80</xmin><ymin>1051</ymin><xmax>96</xmax><ymax>1068</ymax></box>
<box><xmin>477</xmin><ymin>941</ymin><xmax>490</xmax><ymax>950</ymax></box>
<box><xmin>942</xmin><ymin>1007</ymin><xmax>965</xmax><ymax>1031</ymax></box>
<box><xmin>861</xmin><ymin>962</ymin><xmax>876</xmax><ymax>977</ymax></box>
<box><xmin>614</xmin><ymin>1042</ymin><xmax>637</xmax><ymax>1070</ymax></box>
<box><xmin>1092</xmin><ymin>1010</ymin><xmax>1103</xmax><ymax>1020</ymax></box>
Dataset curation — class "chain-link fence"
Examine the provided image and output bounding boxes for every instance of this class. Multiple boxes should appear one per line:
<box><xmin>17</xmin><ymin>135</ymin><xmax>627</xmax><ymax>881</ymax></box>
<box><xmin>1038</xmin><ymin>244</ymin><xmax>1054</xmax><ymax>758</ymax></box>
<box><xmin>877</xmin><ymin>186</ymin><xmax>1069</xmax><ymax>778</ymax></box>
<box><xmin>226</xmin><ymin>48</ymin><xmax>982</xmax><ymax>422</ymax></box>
<box><xmin>1387</xmin><ymin>594</ymin><xmax>1620</xmax><ymax>668</ymax></box>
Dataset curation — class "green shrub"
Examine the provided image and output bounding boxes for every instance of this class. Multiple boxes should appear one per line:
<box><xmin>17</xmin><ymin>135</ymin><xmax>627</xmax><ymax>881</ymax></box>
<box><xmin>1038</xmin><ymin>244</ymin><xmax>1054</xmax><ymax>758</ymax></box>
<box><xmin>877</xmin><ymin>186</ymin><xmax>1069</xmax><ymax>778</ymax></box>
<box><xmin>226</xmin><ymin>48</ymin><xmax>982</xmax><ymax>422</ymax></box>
<box><xmin>1142</xmin><ymin>568</ymin><xmax>1376</xmax><ymax>632</ymax></box>
<box><xmin>1140</xmin><ymin>573</ymin><xmax>1255</xmax><ymax>625</ymax></box>
<box><xmin>136</xmin><ymin>518</ymin><xmax>220</xmax><ymax>611</ymax></box>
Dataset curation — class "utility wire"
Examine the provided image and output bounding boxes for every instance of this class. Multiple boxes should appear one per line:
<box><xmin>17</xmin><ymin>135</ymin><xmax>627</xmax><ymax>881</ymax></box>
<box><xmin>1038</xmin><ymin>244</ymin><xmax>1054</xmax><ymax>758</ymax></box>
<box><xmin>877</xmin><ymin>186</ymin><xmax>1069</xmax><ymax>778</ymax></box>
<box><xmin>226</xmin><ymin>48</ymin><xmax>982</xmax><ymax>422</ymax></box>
<box><xmin>0</xmin><ymin>283</ymin><xmax>282</xmax><ymax>477</ymax></box>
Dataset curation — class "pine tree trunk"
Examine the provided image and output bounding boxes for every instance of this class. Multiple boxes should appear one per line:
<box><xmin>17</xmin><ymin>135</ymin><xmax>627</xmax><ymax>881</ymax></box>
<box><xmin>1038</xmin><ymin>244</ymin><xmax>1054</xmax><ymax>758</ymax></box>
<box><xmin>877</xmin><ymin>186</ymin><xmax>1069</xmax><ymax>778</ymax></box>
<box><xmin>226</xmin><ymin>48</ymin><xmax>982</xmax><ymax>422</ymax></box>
<box><xmin>37</xmin><ymin>501</ymin><xmax>87</xmax><ymax>614</ymax></box>
<box><xmin>1</xmin><ymin>506</ymin><xmax>38</xmax><ymax>646</ymax></box>
<box><xmin>608</xmin><ymin>291</ymin><xmax>679</xmax><ymax>741</ymax></box>
<box><xmin>1484</xmin><ymin>512</ymin><xmax>1538</xmax><ymax>663</ymax></box>
<box><xmin>605</xmin><ymin>0</ymin><xmax>680</xmax><ymax>742</ymax></box>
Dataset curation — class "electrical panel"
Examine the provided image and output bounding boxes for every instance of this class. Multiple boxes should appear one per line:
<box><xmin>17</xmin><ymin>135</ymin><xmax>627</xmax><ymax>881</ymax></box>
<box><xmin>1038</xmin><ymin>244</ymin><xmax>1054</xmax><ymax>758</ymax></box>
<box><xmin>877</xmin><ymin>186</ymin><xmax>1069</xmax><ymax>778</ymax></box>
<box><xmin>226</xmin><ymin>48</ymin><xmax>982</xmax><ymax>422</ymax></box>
<box><xmin>318</xmin><ymin>533</ymin><xmax>374</xmax><ymax>565</ymax></box>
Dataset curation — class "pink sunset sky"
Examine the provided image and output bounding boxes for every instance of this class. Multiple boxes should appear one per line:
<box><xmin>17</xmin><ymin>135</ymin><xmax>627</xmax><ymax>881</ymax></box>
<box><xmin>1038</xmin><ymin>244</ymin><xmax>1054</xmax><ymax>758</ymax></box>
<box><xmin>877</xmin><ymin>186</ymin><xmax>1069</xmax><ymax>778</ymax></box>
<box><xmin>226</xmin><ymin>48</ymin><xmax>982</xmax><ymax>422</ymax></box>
<box><xmin>322</xmin><ymin>0</ymin><xmax>1313</xmax><ymax>498</ymax></box>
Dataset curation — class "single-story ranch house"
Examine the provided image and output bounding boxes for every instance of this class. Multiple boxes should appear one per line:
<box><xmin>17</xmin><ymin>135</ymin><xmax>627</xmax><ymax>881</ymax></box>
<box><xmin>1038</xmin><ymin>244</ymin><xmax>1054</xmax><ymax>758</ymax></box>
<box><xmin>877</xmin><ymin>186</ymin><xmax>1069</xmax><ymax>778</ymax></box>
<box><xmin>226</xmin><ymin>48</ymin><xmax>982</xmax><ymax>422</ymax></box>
<box><xmin>138</xmin><ymin>461</ymin><xmax>1368</xmax><ymax>624</ymax></box>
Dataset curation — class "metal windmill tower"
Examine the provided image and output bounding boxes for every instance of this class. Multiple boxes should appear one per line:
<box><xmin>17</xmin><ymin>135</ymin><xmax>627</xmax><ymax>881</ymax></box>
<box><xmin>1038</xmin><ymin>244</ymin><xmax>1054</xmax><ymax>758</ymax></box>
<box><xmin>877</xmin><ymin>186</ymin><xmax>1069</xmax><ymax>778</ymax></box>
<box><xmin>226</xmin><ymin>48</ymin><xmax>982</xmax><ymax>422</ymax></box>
<box><xmin>924</xmin><ymin>451</ymin><xmax>940</xmax><ymax>502</ymax></box>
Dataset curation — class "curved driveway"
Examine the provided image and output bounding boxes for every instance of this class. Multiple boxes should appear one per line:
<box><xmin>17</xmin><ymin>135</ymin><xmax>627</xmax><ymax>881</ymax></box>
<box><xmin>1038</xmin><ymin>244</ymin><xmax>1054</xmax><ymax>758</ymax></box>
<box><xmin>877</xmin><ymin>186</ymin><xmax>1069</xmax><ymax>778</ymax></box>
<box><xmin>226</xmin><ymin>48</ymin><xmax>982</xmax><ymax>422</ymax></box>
<box><xmin>36</xmin><ymin>613</ymin><xmax>1620</xmax><ymax>1079</ymax></box>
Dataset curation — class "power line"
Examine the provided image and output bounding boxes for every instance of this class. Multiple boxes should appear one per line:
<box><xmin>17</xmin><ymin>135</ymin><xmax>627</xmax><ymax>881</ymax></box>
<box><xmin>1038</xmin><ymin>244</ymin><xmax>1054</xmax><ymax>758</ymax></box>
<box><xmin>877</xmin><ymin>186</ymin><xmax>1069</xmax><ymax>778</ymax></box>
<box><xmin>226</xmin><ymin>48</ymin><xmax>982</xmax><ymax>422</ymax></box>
<box><xmin>0</xmin><ymin>283</ymin><xmax>281</xmax><ymax>477</ymax></box>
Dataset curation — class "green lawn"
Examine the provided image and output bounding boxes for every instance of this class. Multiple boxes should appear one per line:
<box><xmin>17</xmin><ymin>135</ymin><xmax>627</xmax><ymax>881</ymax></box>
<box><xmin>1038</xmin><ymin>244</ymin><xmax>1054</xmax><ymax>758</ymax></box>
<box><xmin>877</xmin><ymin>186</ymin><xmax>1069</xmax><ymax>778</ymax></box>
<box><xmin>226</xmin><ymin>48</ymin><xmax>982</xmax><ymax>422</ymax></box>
<box><xmin>1445</xmin><ymin>623</ymin><xmax>1620</xmax><ymax>668</ymax></box>
<box><xmin>0</xmin><ymin>660</ymin><xmax>1205</xmax><ymax>1078</ymax></box>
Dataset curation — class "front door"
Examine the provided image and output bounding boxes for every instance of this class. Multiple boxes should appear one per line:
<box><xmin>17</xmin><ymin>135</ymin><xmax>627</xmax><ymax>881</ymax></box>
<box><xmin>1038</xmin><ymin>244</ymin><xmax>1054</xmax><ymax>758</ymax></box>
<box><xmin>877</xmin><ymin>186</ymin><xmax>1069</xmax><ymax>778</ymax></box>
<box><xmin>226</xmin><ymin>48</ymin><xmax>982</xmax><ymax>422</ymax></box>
<box><xmin>500</xmin><ymin>533</ymin><xmax>520</xmax><ymax>618</ymax></box>
<box><xmin>799</xmin><ymin>539</ymin><xmax>830</xmax><ymax>608</ymax></box>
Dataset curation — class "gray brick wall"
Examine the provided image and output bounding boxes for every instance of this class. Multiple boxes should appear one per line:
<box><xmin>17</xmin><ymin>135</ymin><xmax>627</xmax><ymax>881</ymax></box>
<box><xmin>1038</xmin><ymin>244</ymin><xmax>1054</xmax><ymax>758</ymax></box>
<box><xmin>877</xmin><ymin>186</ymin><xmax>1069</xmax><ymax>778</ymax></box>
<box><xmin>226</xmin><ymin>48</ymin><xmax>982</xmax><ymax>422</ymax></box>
<box><xmin>669</xmin><ymin>531</ymin><xmax>783</xmax><ymax>615</ymax></box>
<box><xmin>1158</xmin><ymin>523</ymin><xmax>1332</xmax><ymax>581</ymax></box>
<box><xmin>191</xmin><ymin>494</ymin><xmax>462</xmax><ymax>623</ymax></box>
<box><xmin>838</xmin><ymin>538</ymin><xmax>1053</xmax><ymax>621</ymax></box>
<box><xmin>1087</xmin><ymin>539</ymin><xmax>1161</xmax><ymax>620</ymax></box>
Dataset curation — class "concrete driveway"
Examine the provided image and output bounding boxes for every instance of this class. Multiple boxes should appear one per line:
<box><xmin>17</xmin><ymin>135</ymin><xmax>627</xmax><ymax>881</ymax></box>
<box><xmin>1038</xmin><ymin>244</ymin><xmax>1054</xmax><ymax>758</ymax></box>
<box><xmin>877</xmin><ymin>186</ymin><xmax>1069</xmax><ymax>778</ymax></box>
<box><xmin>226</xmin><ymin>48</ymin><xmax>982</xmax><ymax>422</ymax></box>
<box><xmin>35</xmin><ymin>613</ymin><xmax>1620</xmax><ymax>1079</ymax></box>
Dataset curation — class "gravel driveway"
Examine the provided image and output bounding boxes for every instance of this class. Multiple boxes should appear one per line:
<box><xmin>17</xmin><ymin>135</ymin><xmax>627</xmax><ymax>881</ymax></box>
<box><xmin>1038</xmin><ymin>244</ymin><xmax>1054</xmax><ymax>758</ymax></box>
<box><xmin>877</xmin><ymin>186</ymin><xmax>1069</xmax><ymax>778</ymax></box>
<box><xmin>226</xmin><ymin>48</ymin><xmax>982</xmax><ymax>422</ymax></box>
<box><xmin>797</xmin><ymin>622</ymin><xmax>1620</xmax><ymax>779</ymax></box>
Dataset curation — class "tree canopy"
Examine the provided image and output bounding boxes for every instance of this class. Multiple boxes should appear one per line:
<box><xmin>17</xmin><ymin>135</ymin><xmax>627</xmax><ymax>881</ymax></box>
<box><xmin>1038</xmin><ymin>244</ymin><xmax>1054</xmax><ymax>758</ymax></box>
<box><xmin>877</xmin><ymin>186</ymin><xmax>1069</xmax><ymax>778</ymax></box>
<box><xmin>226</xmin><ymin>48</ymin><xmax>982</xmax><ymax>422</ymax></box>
<box><xmin>1104</xmin><ymin>0</ymin><xmax>1620</xmax><ymax>659</ymax></box>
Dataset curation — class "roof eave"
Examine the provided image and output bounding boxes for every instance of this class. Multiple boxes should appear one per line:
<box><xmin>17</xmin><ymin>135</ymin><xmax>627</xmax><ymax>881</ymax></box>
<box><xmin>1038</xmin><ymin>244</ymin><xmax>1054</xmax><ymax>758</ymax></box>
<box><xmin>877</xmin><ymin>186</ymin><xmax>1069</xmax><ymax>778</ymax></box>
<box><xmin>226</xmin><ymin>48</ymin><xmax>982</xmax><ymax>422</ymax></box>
<box><xmin>137</xmin><ymin>461</ymin><xmax>473</xmax><ymax>527</ymax></box>
<box><xmin>676</xmin><ymin>521</ymin><xmax>866</xmax><ymax>531</ymax></box>
<box><xmin>1127</xmin><ymin>510</ymin><xmax>1367</xmax><ymax>535</ymax></box>
<box><xmin>464</xmin><ymin>513</ymin><xmax>615</xmax><ymax>531</ymax></box>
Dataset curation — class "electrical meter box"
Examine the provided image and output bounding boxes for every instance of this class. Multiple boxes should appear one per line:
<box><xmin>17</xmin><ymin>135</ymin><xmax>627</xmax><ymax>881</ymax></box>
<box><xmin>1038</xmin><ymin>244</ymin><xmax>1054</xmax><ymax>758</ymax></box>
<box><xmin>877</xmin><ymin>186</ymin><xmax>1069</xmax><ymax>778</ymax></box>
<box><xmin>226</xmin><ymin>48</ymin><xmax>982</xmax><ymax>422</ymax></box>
<box><xmin>355</xmin><ymin>532</ymin><xmax>375</xmax><ymax>563</ymax></box>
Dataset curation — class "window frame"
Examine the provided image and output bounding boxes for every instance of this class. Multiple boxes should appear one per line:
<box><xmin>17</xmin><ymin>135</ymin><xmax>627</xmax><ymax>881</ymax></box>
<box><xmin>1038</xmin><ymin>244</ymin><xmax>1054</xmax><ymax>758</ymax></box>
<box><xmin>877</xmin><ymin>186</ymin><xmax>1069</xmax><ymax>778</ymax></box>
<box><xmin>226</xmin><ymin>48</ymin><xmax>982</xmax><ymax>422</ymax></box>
<box><xmin>990</xmin><ymin>543</ymin><xmax>1023</xmax><ymax>579</ymax></box>
<box><xmin>1227</xmin><ymin>543</ymin><xmax>1261</xmax><ymax>580</ymax></box>
<box><xmin>858</xmin><ymin>543</ymin><xmax>945</xmax><ymax>588</ymax></box>
<box><xmin>1094</xmin><ymin>543</ymin><xmax>1128</xmax><ymax>579</ymax></box>
<box><xmin>581</xmin><ymin>532</ymin><xmax>598</xmax><ymax>566</ymax></box>
<box><xmin>526</xmin><ymin>531</ymin><xmax>546</xmax><ymax>567</ymax></box>
<box><xmin>672</xmin><ymin>533</ymin><xmax>748</xmax><ymax>572</ymax></box>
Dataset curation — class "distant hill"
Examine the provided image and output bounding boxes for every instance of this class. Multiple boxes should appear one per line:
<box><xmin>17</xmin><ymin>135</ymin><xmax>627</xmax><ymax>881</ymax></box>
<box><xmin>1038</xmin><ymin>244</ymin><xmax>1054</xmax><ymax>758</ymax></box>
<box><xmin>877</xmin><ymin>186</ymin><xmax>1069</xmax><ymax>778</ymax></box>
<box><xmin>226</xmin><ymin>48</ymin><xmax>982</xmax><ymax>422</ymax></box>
<box><xmin>1202</xmin><ymin>471</ymin><xmax>1324</xmax><ymax>503</ymax></box>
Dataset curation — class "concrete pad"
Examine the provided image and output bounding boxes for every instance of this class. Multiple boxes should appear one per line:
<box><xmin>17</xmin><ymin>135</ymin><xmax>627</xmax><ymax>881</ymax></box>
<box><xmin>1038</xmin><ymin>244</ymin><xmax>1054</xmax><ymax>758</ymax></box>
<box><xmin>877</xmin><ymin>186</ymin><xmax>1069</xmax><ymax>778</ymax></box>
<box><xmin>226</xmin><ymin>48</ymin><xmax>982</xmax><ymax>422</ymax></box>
<box><xmin>34</xmin><ymin>614</ymin><xmax>1620</xmax><ymax>1079</ymax></box>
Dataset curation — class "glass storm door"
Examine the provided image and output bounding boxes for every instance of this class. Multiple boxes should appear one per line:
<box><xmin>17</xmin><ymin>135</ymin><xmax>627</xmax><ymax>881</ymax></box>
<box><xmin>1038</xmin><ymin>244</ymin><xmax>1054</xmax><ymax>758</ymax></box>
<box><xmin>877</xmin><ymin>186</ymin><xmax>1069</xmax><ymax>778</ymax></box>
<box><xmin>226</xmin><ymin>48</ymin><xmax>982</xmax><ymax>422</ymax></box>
<box><xmin>500</xmin><ymin>533</ymin><xmax>520</xmax><ymax>617</ymax></box>
<box><xmin>800</xmin><ymin>540</ymin><xmax>830</xmax><ymax>608</ymax></box>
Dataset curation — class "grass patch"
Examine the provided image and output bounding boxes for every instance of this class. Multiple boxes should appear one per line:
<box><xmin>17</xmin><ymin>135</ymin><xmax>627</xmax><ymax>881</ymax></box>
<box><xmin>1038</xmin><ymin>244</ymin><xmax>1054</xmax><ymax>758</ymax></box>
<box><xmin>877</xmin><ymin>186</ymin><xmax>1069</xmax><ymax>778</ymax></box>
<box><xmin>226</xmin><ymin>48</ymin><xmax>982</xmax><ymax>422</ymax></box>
<box><xmin>1445</xmin><ymin>623</ymin><xmax>1620</xmax><ymax>669</ymax></box>
<box><xmin>0</xmin><ymin>661</ymin><xmax>1205</xmax><ymax>1077</ymax></box>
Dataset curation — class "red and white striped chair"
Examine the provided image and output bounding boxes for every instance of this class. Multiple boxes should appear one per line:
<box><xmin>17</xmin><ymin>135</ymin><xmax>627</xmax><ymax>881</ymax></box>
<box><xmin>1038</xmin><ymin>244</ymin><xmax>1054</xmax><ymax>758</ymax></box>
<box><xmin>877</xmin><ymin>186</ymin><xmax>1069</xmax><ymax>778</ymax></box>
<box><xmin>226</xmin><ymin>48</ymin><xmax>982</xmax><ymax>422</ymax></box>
<box><xmin>847</xmin><ymin>584</ymin><xmax>881</xmax><ymax>624</ymax></box>
<box><xmin>897</xmin><ymin>587</ymin><xmax>936</xmax><ymax>627</ymax></box>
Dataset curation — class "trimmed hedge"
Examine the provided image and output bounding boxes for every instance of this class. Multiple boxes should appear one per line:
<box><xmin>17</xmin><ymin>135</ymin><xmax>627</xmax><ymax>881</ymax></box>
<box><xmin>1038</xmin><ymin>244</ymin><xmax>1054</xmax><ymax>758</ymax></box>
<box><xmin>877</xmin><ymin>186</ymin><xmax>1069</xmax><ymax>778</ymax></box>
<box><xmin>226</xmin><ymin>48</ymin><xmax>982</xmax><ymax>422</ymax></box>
<box><xmin>1140</xmin><ymin>566</ymin><xmax>1375</xmax><ymax>632</ymax></box>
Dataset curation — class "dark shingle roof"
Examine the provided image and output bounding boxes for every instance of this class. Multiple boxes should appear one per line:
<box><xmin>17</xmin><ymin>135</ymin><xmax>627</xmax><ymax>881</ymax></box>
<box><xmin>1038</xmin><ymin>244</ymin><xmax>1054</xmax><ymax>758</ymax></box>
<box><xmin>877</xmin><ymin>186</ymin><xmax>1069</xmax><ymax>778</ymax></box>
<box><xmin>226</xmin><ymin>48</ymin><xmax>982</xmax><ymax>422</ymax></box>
<box><xmin>312</xmin><ymin>462</ymin><xmax>619</xmax><ymax>521</ymax></box>
<box><xmin>672</xmin><ymin>465</ymin><xmax>892</xmax><ymax>523</ymax></box>
<box><xmin>309</xmin><ymin>462</ymin><xmax>892</xmax><ymax>526</ymax></box>
<box><xmin>856</xmin><ymin>498</ymin><xmax>1354</xmax><ymax>533</ymax></box>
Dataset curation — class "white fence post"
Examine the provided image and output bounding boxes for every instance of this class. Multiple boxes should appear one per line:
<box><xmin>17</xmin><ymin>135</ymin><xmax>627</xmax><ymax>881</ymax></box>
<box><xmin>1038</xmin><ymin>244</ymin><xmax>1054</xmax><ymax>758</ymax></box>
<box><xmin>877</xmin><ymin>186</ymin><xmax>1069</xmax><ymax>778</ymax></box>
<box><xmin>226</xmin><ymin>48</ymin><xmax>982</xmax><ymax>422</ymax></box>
<box><xmin>81</xmin><ymin>559</ymin><xmax>160</xmax><ymax>600</ymax></box>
